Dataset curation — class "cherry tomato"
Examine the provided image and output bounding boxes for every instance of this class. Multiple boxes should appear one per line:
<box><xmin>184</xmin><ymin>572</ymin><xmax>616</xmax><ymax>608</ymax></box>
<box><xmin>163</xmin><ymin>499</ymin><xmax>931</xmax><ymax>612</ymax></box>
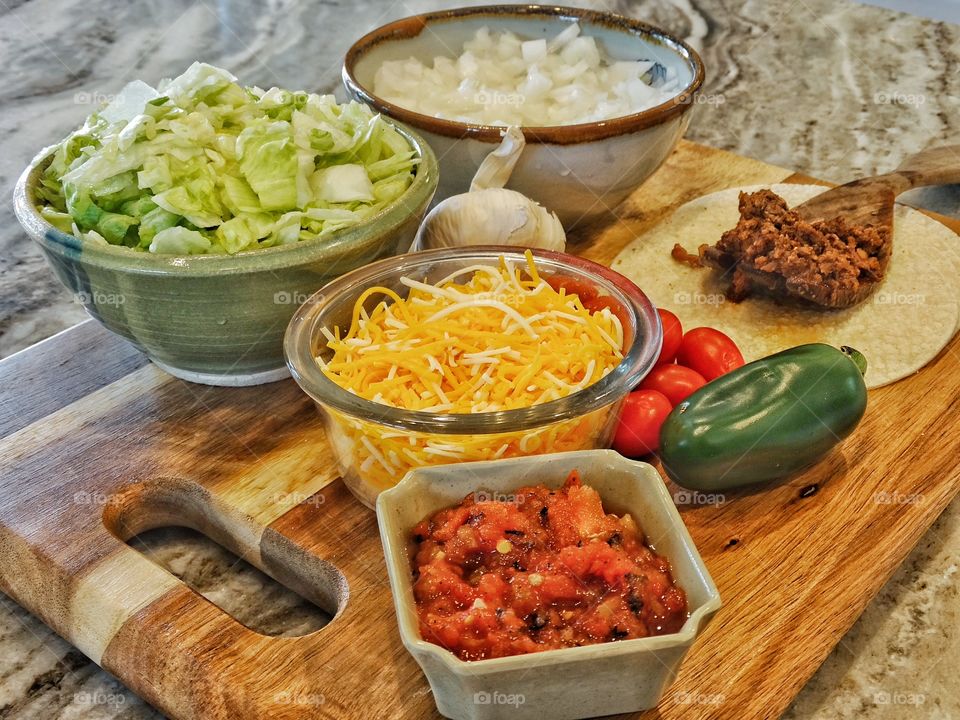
<box><xmin>545</xmin><ymin>276</ymin><xmax>598</xmax><ymax>304</ymax></box>
<box><xmin>612</xmin><ymin>390</ymin><xmax>673</xmax><ymax>457</ymax></box>
<box><xmin>676</xmin><ymin>327</ymin><xmax>745</xmax><ymax>381</ymax></box>
<box><xmin>656</xmin><ymin>309</ymin><xmax>683</xmax><ymax>366</ymax></box>
<box><xmin>582</xmin><ymin>295</ymin><xmax>617</xmax><ymax>315</ymax></box>
<box><xmin>638</xmin><ymin>364</ymin><xmax>707</xmax><ymax>407</ymax></box>
<box><xmin>547</xmin><ymin>276</ymin><xmax>631</xmax><ymax>338</ymax></box>
<box><xmin>582</xmin><ymin>295</ymin><xmax>630</xmax><ymax>337</ymax></box>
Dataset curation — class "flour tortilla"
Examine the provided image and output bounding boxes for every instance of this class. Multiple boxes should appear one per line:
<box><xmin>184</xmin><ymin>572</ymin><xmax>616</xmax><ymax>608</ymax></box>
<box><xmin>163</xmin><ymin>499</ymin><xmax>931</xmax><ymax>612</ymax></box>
<box><xmin>612</xmin><ymin>184</ymin><xmax>960</xmax><ymax>388</ymax></box>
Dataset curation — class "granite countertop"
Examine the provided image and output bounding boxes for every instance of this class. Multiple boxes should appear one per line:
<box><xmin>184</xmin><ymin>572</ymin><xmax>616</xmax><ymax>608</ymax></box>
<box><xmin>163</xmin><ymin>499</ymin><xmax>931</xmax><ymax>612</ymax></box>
<box><xmin>1</xmin><ymin>0</ymin><xmax>958</xmax><ymax>717</ymax></box>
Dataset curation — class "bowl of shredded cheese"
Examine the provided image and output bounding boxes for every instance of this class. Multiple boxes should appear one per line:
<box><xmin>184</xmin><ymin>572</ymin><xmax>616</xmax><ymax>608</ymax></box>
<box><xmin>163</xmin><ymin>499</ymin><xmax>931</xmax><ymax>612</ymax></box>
<box><xmin>284</xmin><ymin>247</ymin><xmax>662</xmax><ymax>507</ymax></box>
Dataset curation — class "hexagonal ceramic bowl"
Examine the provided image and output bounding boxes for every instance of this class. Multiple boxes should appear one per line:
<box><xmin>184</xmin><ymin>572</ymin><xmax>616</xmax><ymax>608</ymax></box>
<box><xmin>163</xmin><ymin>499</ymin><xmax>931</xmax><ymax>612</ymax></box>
<box><xmin>376</xmin><ymin>449</ymin><xmax>721</xmax><ymax>720</ymax></box>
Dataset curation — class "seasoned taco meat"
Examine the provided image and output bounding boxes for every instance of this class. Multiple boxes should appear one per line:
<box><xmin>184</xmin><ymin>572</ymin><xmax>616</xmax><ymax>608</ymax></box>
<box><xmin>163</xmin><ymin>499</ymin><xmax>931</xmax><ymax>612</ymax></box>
<box><xmin>701</xmin><ymin>189</ymin><xmax>891</xmax><ymax>308</ymax></box>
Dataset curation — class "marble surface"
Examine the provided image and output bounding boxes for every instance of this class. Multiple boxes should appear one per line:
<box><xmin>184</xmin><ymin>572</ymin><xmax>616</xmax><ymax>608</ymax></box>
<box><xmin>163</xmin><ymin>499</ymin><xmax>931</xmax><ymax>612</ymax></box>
<box><xmin>862</xmin><ymin>0</ymin><xmax>960</xmax><ymax>25</ymax></box>
<box><xmin>0</xmin><ymin>0</ymin><xmax>958</xmax><ymax>717</ymax></box>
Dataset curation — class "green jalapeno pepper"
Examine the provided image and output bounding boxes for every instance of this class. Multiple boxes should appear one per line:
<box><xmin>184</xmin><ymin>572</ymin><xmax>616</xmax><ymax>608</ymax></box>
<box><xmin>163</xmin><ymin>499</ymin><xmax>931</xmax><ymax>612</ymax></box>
<box><xmin>659</xmin><ymin>343</ymin><xmax>868</xmax><ymax>490</ymax></box>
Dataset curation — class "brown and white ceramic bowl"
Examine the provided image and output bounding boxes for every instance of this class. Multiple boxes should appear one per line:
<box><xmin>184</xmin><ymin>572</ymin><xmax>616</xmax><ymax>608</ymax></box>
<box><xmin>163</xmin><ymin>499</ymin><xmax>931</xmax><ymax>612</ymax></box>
<box><xmin>343</xmin><ymin>5</ymin><xmax>704</xmax><ymax>229</ymax></box>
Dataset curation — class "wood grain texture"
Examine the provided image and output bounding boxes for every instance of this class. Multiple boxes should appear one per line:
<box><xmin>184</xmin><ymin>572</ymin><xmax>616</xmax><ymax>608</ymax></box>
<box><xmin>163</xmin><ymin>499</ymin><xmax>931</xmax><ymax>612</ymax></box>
<box><xmin>795</xmin><ymin>143</ymin><xmax>960</xmax><ymax>228</ymax></box>
<box><xmin>1</xmin><ymin>140</ymin><xmax>958</xmax><ymax>720</ymax></box>
<box><xmin>0</xmin><ymin>319</ymin><xmax>148</xmax><ymax>436</ymax></box>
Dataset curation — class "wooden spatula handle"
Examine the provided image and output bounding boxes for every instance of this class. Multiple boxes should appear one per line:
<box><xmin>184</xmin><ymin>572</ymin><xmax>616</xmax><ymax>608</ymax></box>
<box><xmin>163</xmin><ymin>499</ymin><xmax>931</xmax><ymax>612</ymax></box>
<box><xmin>895</xmin><ymin>145</ymin><xmax>960</xmax><ymax>188</ymax></box>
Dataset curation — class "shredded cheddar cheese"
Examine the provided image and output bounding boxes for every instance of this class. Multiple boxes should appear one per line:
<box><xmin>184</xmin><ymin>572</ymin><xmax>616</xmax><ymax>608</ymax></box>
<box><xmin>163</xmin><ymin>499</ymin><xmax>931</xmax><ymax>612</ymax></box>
<box><xmin>317</xmin><ymin>252</ymin><xmax>626</xmax><ymax>503</ymax></box>
<box><xmin>320</xmin><ymin>253</ymin><xmax>624</xmax><ymax>413</ymax></box>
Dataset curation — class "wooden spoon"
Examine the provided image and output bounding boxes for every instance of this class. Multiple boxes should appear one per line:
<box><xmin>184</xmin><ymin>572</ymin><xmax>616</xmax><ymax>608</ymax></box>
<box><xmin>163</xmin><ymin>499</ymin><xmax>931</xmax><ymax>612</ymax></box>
<box><xmin>794</xmin><ymin>144</ymin><xmax>960</xmax><ymax>228</ymax></box>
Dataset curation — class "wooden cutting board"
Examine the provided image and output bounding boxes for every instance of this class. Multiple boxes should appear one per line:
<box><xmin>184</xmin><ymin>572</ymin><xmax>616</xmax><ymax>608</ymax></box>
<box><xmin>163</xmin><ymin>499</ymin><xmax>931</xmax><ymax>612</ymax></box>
<box><xmin>2</xmin><ymin>139</ymin><xmax>959</xmax><ymax>720</ymax></box>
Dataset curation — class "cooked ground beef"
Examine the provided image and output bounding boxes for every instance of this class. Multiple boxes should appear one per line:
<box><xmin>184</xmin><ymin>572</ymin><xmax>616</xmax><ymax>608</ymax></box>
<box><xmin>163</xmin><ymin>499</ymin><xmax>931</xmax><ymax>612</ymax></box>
<box><xmin>700</xmin><ymin>190</ymin><xmax>890</xmax><ymax>308</ymax></box>
<box><xmin>671</xmin><ymin>243</ymin><xmax>703</xmax><ymax>268</ymax></box>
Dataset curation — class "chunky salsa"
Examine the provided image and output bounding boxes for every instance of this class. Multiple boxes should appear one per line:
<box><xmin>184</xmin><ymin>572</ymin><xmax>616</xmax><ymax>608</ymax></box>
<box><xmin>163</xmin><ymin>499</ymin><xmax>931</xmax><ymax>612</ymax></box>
<box><xmin>410</xmin><ymin>471</ymin><xmax>688</xmax><ymax>661</ymax></box>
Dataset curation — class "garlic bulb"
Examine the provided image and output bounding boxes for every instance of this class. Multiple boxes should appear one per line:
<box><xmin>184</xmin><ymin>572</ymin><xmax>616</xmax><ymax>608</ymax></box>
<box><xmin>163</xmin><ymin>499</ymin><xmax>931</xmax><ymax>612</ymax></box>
<box><xmin>416</xmin><ymin>188</ymin><xmax>566</xmax><ymax>250</ymax></box>
<box><xmin>412</xmin><ymin>126</ymin><xmax>566</xmax><ymax>252</ymax></box>
<box><xmin>469</xmin><ymin>125</ymin><xmax>525</xmax><ymax>192</ymax></box>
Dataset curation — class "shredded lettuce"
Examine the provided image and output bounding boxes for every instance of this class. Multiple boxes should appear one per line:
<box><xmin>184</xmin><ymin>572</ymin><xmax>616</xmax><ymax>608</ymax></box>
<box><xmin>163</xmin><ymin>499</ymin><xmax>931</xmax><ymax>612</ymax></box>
<box><xmin>38</xmin><ymin>62</ymin><xmax>419</xmax><ymax>255</ymax></box>
<box><xmin>149</xmin><ymin>226</ymin><xmax>212</xmax><ymax>255</ymax></box>
<box><xmin>311</xmin><ymin>164</ymin><xmax>375</xmax><ymax>203</ymax></box>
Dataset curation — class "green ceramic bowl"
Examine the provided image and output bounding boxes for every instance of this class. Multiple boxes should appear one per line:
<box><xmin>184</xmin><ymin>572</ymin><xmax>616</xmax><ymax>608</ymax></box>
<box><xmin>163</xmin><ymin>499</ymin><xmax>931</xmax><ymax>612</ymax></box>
<box><xmin>13</xmin><ymin>124</ymin><xmax>438</xmax><ymax>386</ymax></box>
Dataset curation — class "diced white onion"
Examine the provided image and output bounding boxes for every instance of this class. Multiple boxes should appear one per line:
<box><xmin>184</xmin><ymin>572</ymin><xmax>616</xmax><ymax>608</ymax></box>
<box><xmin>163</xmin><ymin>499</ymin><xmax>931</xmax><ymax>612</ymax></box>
<box><xmin>372</xmin><ymin>23</ymin><xmax>681</xmax><ymax>126</ymax></box>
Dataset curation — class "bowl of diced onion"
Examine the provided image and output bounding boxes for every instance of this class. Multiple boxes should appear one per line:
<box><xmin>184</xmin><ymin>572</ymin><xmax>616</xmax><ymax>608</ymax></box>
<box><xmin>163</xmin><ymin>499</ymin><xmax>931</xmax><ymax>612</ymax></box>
<box><xmin>283</xmin><ymin>247</ymin><xmax>662</xmax><ymax>508</ymax></box>
<box><xmin>343</xmin><ymin>5</ymin><xmax>704</xmax><ymax>228</ymax></box>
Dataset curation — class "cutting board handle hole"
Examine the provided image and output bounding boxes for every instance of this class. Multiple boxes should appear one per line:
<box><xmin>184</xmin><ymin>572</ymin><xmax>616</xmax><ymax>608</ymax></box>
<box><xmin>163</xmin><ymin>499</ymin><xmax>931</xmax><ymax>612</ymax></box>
<box><xmin>127</xmin><ymin>526</ymin><xmax>335</xmax><ymax>636</ymax></box>
<box><xmin>102</xmin><ymin>478</ymin><xmax>349</xmax><ymax>637</ymax></box>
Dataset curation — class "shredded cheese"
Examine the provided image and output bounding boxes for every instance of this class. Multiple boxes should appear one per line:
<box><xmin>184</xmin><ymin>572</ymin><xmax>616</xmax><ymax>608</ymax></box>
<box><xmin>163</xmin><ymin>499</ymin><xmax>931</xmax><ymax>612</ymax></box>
<box><xmin>317</xmin><ymin>252</ymin><xmax>626</xmax><ymax>497</ymax></box>
<box><xmin>321</xmin><ymin>254</ymin><xmax>623</xmax><ymax>412</ymax></box>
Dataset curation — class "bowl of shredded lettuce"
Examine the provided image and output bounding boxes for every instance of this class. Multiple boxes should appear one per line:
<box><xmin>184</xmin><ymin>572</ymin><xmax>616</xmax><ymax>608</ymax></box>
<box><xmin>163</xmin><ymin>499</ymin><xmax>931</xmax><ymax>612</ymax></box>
<box><xmin>14</xmin><ymin>63</ymin><xmax>437</xmax><ymax>386</ymax></box>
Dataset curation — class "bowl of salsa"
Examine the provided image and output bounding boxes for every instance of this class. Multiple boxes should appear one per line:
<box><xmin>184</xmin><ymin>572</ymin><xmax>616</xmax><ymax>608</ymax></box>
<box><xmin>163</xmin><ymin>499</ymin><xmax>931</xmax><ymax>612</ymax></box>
<box><xmin>376</xmin><ymin>449</ymin><xmax>721</xmax><ymax>720</ymax></box>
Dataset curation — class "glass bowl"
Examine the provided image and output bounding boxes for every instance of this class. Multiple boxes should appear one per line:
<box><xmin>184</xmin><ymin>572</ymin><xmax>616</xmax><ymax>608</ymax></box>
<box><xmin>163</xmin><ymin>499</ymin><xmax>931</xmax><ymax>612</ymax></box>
<box><xmin>284</xmin><ymin>247</ymin><xmax>662</xmax><ymax>507</ymax></box>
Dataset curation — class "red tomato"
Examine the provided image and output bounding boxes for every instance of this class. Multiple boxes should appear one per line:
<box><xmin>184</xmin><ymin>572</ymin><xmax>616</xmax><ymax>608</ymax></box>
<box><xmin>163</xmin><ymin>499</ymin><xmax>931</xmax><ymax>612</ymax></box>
<box><xmin>612</xmin><ymin>390</ymin><xmax>673</xmax><ymax>458</ymax></box>
<box><xmin>638</xmin><ymin>364</ymin><xmax>707</xmax><ymax>407</ymax></box>
<box><xmin>582</xmin><ymin>295</ymin><xmax>630</xmax><ymax>337</ymax></box>
<box><xmin>676</xmin><ymin>327</ymin><xmax>745</xmax><ymax>381</ymax></box>
<box><xmin>656</xmin><ymin>309</ymin><xmax>683</xmax><ymax>366</ymax></box>
<box><xmin>582</xmin><ymin>295</ymin><xmax>617</xmax><ymax>315</ymax></box>
<box><xmin>545</xmin><ymin>276</ymin><xmax>598</xmax><ymax>304</ymax></box>
<box><xmin>548</xmin><ymin>276</ymin><xmax>630</xmax><ymax>339</ymax></box>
